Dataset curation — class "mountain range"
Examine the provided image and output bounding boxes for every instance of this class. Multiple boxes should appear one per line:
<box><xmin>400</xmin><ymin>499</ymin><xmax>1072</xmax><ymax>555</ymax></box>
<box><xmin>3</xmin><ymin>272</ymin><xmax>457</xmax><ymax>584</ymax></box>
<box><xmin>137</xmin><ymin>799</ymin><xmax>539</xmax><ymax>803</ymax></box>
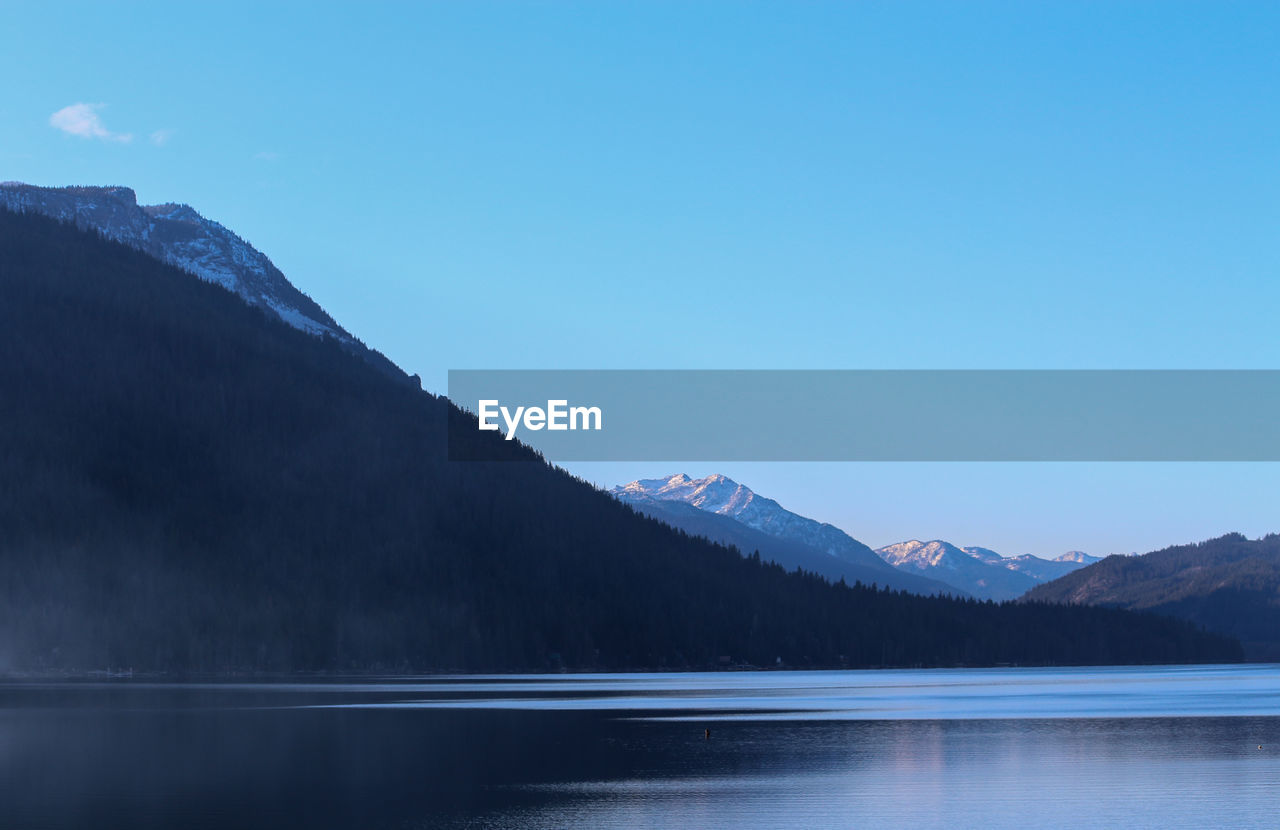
<box><xmin>0</xmin><ymin>188</ymin><xmax>1241</xmax><ymax>671</ymax></box>
<box><xmin>614</xmin><ymin>474</ymin><xmax>1098</xmax><ymax>600</ymax></box>
<box><xmin>614</xmin><ymin>475</ymin><xmax>959</xmax><ymax>596</ymax></box>
<box><xmin>877</xmin><ymin>540</ymin><xmax>1100</xmax><ymax>601</ymax></box>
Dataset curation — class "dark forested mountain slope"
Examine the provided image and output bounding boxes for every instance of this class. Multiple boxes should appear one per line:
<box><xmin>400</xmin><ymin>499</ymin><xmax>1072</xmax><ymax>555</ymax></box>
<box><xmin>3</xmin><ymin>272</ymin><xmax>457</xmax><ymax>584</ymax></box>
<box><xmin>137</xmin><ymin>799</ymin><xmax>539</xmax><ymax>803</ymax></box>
<box><xmin>0</xmin><ymin>209</ymin><xmax>1240</xmax><ymax>672</ymax></box>
<box><xmin>0</xmin><ymin>183</ymin><xmax>341</xmax><ymax>337</ymax></box>
<box><xmin>1025</xmin><ymin>534</ymin><xmax>1280</xmax><ymax>660</ymax></box>
<box><xmin>0</xmin><ymin>182</ymin><xmax>410</xmax><ymax>385</ymax></box>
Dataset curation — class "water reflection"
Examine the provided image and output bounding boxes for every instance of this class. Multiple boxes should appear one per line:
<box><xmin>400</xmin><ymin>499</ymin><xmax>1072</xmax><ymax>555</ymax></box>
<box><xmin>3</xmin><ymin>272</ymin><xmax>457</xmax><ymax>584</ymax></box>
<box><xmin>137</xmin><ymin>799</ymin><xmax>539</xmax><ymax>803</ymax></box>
<box><xmin>1</xmin><ymin>666</ymin><xmax>1278</xmax><ymax>829</ymax></box>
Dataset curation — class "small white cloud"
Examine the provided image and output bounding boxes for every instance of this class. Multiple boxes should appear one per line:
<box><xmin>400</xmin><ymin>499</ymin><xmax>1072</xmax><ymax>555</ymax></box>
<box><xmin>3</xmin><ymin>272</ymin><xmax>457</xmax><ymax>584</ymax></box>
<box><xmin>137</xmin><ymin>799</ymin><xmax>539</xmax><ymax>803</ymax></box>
<box><xmin>253</xmin><ymin>151</ymin><xmax>280</xmax><ymax>161</ymax></box>
<box><xmin>149</xmin><ymin>128</ymin><xmax>176</xmax><ymax>146</ymax></box>
<box><xmin>49</xmin><ymin>103</ymin><xmax>132</xmax><ymax>143</ymax></box>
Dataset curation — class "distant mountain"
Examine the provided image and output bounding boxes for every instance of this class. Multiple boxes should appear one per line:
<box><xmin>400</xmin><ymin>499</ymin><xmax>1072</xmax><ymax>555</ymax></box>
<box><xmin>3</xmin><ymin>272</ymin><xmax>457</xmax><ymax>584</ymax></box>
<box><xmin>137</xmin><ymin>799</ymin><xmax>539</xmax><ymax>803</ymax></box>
<box><xmin>877</xmin><ymin>541</ymin><xmax>1039</xmax><ymax>601</ymax></box>
<box><xmin>0</xmin><ymin>206</ymin><xmax>1241</xmax><ymax>671</ymax></box>
<box><xmin>614</xmin><ymin>474</ymin><xmax>893</xmax><ymax>569</ymax></box>
<box><xmin>961</xmin><ymin>546</ymin><xmax>1100</xmax><ymax>582</ymax></box>
<box><xmin>1056</xmin><ymin>551</ymin><xmax>1100</xmax><ymax>564</ymax></box>
<box><xmin>612</xmin><ymin>474</ymin><xmax>962</xmax><ymax>595</ymax></box>
<box><xmin>873</xmin><ymin>541</ymin><xmax>1100</xmax><ymax>600</ymax></box>
<box><xmin>996</xmin><ymin>551</ymin><xmax>1101</xmax><ymax>583</ymax></box>
<box><xmin>1025</xmin><ymin>533</ymin><xmax>1280</xmax><ymax>660</ymax></box>
<box><xmin>620</xmin><ymin>492</ymin><xmax>963</xmax><ymax>596</ymax></box>
<box><xmin>612</xmin><ymin>475</ymin><xmax>1097</xmax><ymax>601</ymax></box>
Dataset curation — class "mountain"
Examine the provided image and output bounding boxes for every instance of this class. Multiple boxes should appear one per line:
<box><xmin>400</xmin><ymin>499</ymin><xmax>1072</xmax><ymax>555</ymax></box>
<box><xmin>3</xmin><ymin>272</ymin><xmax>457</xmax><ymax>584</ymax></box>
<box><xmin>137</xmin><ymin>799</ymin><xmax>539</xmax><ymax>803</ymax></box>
<box><xmin>618</xmin><ymin>492</ymin><xmax>963</xmax><ymax>596</ymax></box>
<box><xmin>0</xmin><ymin>183</ymin><xmax>412</xmax><ymax>386</ymax></box>
<box><xmin>0</xmin><ymin>205</ymin><xmax>1240</xmax><ymax>671</ymax></box>
<box><xmin>996</xmin><ymin>551</ymin><xmax>1101</xmax><ymax>582</ymax></box>
<box><xmin>1056</xmin><ymin>551</ymin><xmax>1100</xmax><ymax>564</ymax></box>
<box><xmin>0</xmin><ymin>182</ymin><xmax>342</xmax><ymax>337</ymax></box>
<box><xmin>614</xmin><ymin>476</ymin><xmax>1095</xmax><ymax>601</ymax></box>
<box><xmin>1025</xmin><ymin>533</ymin><xmax>1280</xmax><ymax>660</ymax></box>
<box><xmin>878</xmin><ymin>541</ymin><xmax>1040</xmax><ymax>601</ymax></box>
<box><xmin>873</xmin><ymin>542</ymin><xmax>1099</xmax><ymax>600</ymax></box>
<box><xmin>614</xmin><ymin>474</ymin><xmax>896</xmax><ymax>570</ymax></box>
<box><xmin>961</xmin><ymin>546</ymin><xmax>1099</xmax><ymax>583</ymax></box>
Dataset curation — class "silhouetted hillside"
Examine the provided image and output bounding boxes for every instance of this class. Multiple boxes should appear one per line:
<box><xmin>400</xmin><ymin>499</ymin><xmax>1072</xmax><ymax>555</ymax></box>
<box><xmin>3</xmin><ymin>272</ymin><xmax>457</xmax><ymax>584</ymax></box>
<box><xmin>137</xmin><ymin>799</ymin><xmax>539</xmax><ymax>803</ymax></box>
<box><xmin>1025</xmin><ymin>533</ymin><xmax>1280</xmax><ymax>660</ymax></box>
<box><xmin>0</xmin><ymin>209</ymin><xmax>1241</xmax><ymax>672</ymax></box>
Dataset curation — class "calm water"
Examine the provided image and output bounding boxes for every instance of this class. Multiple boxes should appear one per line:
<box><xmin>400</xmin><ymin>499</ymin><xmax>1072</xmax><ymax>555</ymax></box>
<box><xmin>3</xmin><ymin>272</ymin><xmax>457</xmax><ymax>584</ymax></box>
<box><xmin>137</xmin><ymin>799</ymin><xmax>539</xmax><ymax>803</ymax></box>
<box><xmin>3</xmin><ymin>665</ymin><xmax>1280</xmax><ymax>829</ymax></box>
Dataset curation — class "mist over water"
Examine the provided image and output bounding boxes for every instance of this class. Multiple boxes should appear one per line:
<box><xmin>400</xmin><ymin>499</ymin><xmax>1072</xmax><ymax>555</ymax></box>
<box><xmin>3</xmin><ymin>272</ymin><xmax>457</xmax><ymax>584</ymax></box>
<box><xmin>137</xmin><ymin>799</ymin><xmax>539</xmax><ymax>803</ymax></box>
<box><xmin>3</xmin><ymin>666</ymin><xmax>1279</xmax><ymax>829</ymax></box>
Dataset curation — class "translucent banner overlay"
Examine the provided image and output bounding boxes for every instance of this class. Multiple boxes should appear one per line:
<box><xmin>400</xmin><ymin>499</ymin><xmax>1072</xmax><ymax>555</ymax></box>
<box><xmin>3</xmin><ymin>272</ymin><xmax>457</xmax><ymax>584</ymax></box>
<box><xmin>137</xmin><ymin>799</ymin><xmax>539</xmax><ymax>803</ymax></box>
<box><xmin>447</xmin><ymin>370</ymin><xmax>1280</xmax><ymax>461</ymax></box>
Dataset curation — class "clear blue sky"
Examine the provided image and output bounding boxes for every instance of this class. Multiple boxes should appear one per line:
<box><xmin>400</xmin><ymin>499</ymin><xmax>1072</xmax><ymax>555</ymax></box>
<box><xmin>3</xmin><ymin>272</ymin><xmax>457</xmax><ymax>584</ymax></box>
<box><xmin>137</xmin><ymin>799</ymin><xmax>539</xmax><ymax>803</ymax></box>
<box><xmin>3</xmin><ymin>1</ymin><xmax>1277</xmax><ymax>556</ymax></box>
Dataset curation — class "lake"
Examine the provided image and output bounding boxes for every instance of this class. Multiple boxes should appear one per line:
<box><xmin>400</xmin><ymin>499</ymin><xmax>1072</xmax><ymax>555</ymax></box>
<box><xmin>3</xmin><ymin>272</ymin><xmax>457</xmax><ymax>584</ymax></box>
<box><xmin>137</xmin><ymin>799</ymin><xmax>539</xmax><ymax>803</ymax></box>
<box><xmin>3</xmin><ymin>665</ymin><xmax>1279</xmax><ymax>829</ymax></box>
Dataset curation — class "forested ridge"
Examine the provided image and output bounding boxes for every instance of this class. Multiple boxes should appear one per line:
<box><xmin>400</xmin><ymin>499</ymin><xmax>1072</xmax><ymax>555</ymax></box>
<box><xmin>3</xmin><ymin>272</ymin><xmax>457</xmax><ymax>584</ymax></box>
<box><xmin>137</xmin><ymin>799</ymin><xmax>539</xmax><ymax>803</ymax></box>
<box><xmin>1026</xmin><ymin>533</ymin><xmax>1280</xmax><ymax>660</ymax></box>
<box><xmin>0</xmin><ymin>209</ymin><xmax>1241</xmax><ymax>672</ymax></box>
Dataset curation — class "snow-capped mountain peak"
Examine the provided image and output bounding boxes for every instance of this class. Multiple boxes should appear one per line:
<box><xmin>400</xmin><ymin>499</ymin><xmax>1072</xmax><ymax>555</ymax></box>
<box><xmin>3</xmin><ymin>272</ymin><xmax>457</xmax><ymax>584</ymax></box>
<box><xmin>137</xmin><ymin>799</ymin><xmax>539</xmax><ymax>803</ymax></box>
<box><xmin>612</xmin><ymin>473</ymin><xmax>891</xmax><ymax>571</ymax></box>
<box><xmin>875</xmin><ymin>540</ymin><xmax>1039</xmax><ymax>600</ymax></box>
<box><xmin>1055</xmin><ymin>551</ymin><xmax>1101</xmax><ymax>564</ymax></box>
<box><xmin>875</xmin><ymin>539</ymin><xmax>1098</xmax><ymax>600</ymax></box>
<box><xmin>880</xmin><ymin>540</ymin><xmax>973</xmax><ymax>570</ymax></box>
<box><xmin>0</xmin><ymin>182</ymin><xmax>345</xmax><ymax>340</ymax></box>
